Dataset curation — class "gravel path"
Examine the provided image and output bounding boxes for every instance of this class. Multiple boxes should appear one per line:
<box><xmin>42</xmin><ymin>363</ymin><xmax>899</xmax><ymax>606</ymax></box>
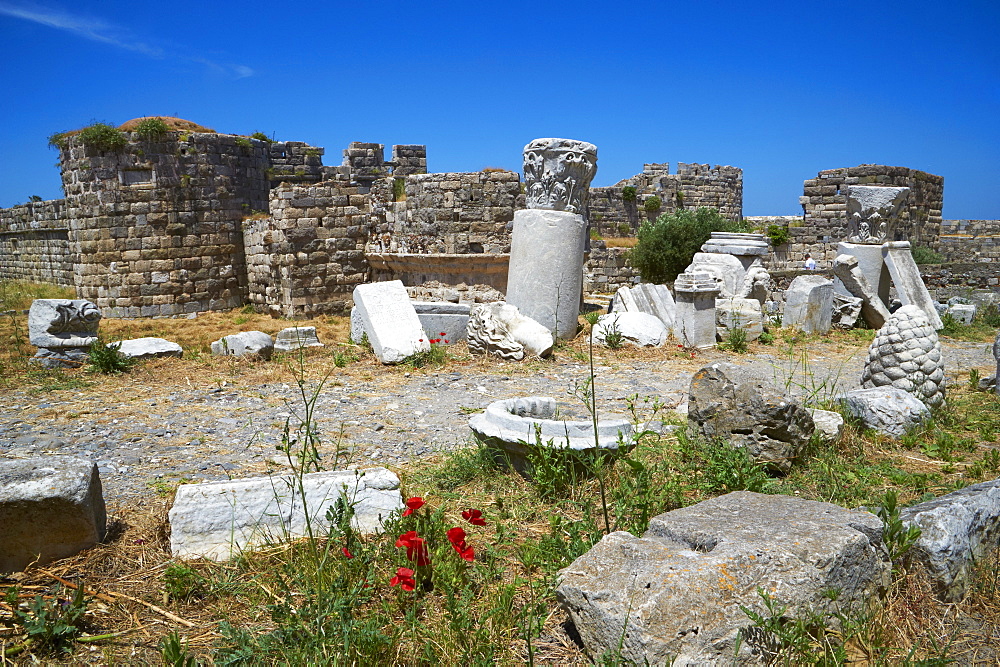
<box><xmin>1</xmin><ymin>338</ymin><xmax>994</xmax><ymax>503</ymax></box>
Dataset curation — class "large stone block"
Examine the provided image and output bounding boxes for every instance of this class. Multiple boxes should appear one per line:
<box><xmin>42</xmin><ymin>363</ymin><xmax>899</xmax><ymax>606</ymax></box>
<box><xmin>351</xmin><ymin>280</ymin><xmax>429</xmax><ymax>364</ymax></box>
<box><xmin>557</xmin><ymin>492</ymin><xmax>891</xmax><ymax>664</ymax></box>
<box><xmin>168</xmin><ymin>467</ymin><xmax>403</xmax><ymax>561</ymax></box>
<box><xmin>0</xmin><ymin>457</ymin><xmax>107</xmax><ymax>573</ymax></box>
<box><xmin>838</xmin><ymin>386</ymin><xmax>930</xmax><ymax>437</ymax></box>
<box><xmin>784</xmin><ymin>275</ymin><xmax>834</xmax><ymax>334</ymax></box>
<box><xmin>832</xmin><ymin>253</ymin><xmax>890</xmax><ymax>329</ymax></box>
<box><xmin>715</xmin><ymin>296</ymin><xmax>763</xmax><ymax>341</ymax></box>
<box><xmin>118</xmin><ymin>337</ymin><xmax>183</xmax><ymax>360</ymax></box>
<box><xmin>273</xmin><ymin>326</ymin><xmax>324</xmax><ymax>352</ymax></box>
<box><xmin>674</xmin><ymin>272</ymin><xmax>720</xmax><ymax>349</ymax></box>
<box><xmin>882</xmin><ymin>242</ymin><xmax>944</xmax><ymax>330</ymax></box>
<box><xmin>609</xmin><ymin>283</ymin><xmax>676</xmax><ymax>335</ymax></box>
<box><xmin>413</xmin><ymin>301</ymin><xmax>470</xmax><ymax>344</ymax></box>
<box><xmin>688</xmin><ymin>363</ymin><xmax>815</xmax><ymax>473</ymax></box>
<box><xmin>593</xmin><ymin>312</ymin><xmax>666</xmax><ymax>347</ymax></box>
<box><xmin>211</xmin><ymin>331</ymin><xmax>274</xmax><ymax>360</ymax></box>
<box><xmin>901</xmin><ymin>478</ymin><xmax>1000</xmax><ymax>601</ymax></box>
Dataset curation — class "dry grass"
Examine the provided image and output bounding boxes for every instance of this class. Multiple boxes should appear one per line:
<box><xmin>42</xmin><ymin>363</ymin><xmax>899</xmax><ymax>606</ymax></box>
<box><xmin>117</xmin><ymin>117</ymin><xmax>215</xmax><ymax>133</ymax></box>
<box><xmin>602</xmin><ymin>237</ymin><xmax>638</xmax><ymax>248</ymax></box>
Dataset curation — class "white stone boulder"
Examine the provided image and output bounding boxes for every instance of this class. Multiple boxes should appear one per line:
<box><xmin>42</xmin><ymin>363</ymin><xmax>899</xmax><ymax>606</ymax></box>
<box><xmin>168</xmin><ymin>467</ymin><xmax>403</xmax><ymax>561</ymax></box>
<box><xmin>784</xmin><ymin>275</ymin><xmax>834</xmax><ymax>334</ymax></box>
<box><xmin>1</xmin><ymin>456</ymin><xmax>106</xmax><ymax>573</ymax></box>
<box><xmin>838</xmin><ymin>386</ymin><xmax>930</xmax><ymax>437</ymax></box>
<box><xmin>683</xmin><ymin>252</ymin><xmax>745</xmax><ymax>298</ymax></box>
<box><xmin>715</xmin><ymin>296</ymin><xmax>763</xmax><ymax>341</ymax></box>
<box><xmin>211</xmin><ymin>331</ymin><xmax>275</xmax><ymax>360</ymax></box>
<box><xmin>945</xmin><ymin>303</ymin><xmax>976</xmax><ymax>325</ymax></box>
<box><xmin>466</xmin><ymin>302</ymin><xmax>553</xmax><ymax>360</ymax></box>
<box><xmin>352</xmin><ymin>280</ymin><xmax>429</xmax><ymax>364</ymax></box>
<box><xmin>593</xmin><ymin>312</ymin><xmax>666</xmax><ymax>348</ymax></box>
<box><xmin>273</xmin><ymin>326</ymin><xmax>324</xmax><ymax>352</ymax></box>
<box><xmin>901</xmin><ymin>478</ymin><xmax>1000</xmax><ymax>601</ymax></box>
<box><xmin>808</xmin><ymin>408</ymin><xmax>845</xmax><ymax>444</ymax></box>
<box><xmin>117</xmin><ymin>337</ymin><xmax>183</xmax><ymax>360</ymax></box>
<box><xmin>557</xmin><ymin>492</ymin><xmax>891</xmax><ymax>665</ymax></box>
<box><xmin>609</xmin><ymin>283</ymin><xmax>676</xmax><ymax>334</ymax></box>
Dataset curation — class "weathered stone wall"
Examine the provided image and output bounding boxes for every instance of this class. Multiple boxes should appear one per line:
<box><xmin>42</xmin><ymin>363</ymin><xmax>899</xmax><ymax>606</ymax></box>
<box><xmin>584</xmin><ymin>244</ymin><xmax>641</xmax><ymax>293</ymax></box>
<box><xmin>0</xmin><ymin>200</ymin><xmax>73</xmax><ymax>286</ymax></box>
<box><xmin>60</xmin><ymin>131</ymin><xmax>269</xmax><ymax>317</ymax></box>
<box><xmin>372</xmin><ymin>171</ymin><xmax>521</xmax><ymax>254</ymax></box>
<box><xmin>588</xmin><ymin>162</ymin><xmax>743</xmax><ymax>236</ymax></box>
<box><xmin>244</xmin><ymin>176</ymin><xmax>371</xmax><ymax>317</ymax></box>
<box><xmin>797</xmin><ymin>165</ymin><xmax>944</xmax><ymax>267</ymax></box>
<box><xmin>391</xmin><ymin>145</ymin><xmax>428</xmax><ymax>176</ymax></box>
<box><xmin>920</xmin><ymin>263</ymin><xmax>1000</xmax><ymax>298</ymax></box>
<box><xmin>939</xmin><ymin>220</ymin><xmax>1000</xmax><ymax>263</ymax></box>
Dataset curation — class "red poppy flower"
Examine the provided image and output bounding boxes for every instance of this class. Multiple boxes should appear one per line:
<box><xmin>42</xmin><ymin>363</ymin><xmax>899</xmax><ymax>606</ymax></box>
<box><xmin>390</xmin><ymin>567</ymin><xmax>416</xmax><ymax>591</ymax></box>
<box><xmin>447</xmin><ymin>526</ymin><xmax>474</xmax><ymax>561</ymax></box>
<box><xmin>444</xmin><ymin>339</ymin><xmax>449</xmax><ymax>344</ymax></box>
<box><xmin>440</xmin><ymin>332</ymin><xmax>446</xmax><ymax>336</ymax></box>
<box><xmin>401</xmin><ymin>497</ymin><xmax>425</xmax><ymax>517</ymax></box>
<box><xmin>342</xmin><ymin>546</ymin><xmax>354</xmax><ymax>559</ymax></box>
<box><xmin>462</xmin><ymin>509</ymin><xmax>486</xmax><ymax>526</ymax></box>
<box><xmin>395</xmin><ymin>531</ymin><xmax>430</xmax><ymax>566</ymax></box>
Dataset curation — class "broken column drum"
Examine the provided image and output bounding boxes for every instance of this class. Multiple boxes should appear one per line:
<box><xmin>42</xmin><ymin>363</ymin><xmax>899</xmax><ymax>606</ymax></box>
<box><xmin>506</xmin><ymin>138</ymin><xmax>597</xmax><ymax>339</ymax></box>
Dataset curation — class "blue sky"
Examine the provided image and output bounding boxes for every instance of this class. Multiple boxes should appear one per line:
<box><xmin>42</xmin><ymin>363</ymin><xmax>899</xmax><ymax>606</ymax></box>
<box><xmin>1</xmin><ymin>0</ymin><xmax>997</xmax><ymax>218</ymax></box>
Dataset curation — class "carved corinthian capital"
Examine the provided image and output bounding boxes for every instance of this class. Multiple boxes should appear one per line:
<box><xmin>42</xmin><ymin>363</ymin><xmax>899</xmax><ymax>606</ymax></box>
<box><xmin>523</xmin><ymin>138</ymin><xmax>597</xmax><ymax>214</ymax></box>
<box><xmin>845</xmin><ymin>185</ymin><xmax>910</xmax><ymax>244</ymax></box>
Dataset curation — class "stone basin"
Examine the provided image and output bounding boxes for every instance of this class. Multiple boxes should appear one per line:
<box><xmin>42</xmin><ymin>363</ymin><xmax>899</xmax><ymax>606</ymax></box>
<box><xmin>468</xmin><ymin>396</ymin><xmax>633</xmax><ymax>473</ymax></box>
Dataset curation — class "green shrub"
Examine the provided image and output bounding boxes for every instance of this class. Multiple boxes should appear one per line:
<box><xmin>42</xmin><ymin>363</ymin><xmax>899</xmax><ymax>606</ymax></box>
<box><xmin>978</xmin><ymin>303</ymin><xmax>1000</xmax><ymax>327</ymax></box>
<box><xmin>617</xmin><ymin>222</ymin><xmax>631</xmax><ymax>236</ymax></box>
<box><xmin>133</xmin><ymin>117</ymin><xmax>170</xmax><ymax>139</ymax></box>
<box><xmin>643</xmin><ymin>195</ymin><xmax>662</xmax><ymax>213</ymax></box>
<box><xmin>621</xmin><ymin>186</ymin><xmax>637</xmax><ymax>203</ymax></box>
<box><xmin>250</xmin><ymin>131</ymin><xmax>272</xmax><ymax>143</ymax></box>
<box><xmin>47</xmin><ymin>132</ymin><xmax>70</xmax><ymax>150</ymax></box>
<box><xmin>629</xmin><ymin>207</ymin><xmax>747</xmax><ymax>284</ymax></box>
<box><xmin>392</xmin><ymin>177</ymin><xmax>406</xmax><ymax>201</ymax></box>
<box><xmin>87</xmin><ymin>338</ymin><xmax>137</xmax><ymax>374</ymax></box>
<box><xmin>76</xmin><ymin>123</ymin><xmax>128</xmax><ymax>152</ymax></box>
<box><xmin>235</xmin><ymin>137</ymin><xmax>252</xmax><ymax>148</ymax></box>
<box><xmin>911</xmin><ymin>245</ymin><xmax>944</xmax><ymax>265</ymax></box>
<box><xmin>766</xmin><ymin>223</ymin><xmax>790</xmax><ymax>246</ymax></box>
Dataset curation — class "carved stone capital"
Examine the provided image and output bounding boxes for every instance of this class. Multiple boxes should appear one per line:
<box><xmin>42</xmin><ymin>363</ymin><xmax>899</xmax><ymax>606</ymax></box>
<box><xmin>845</xmin><ymin>185</ymin><xmax>909</xmax><ymax>244</ymax></box>
<box><xmin>523</xmin><ymin>138</ymin><xmax>597</xmax><ymax>214</ymax></box>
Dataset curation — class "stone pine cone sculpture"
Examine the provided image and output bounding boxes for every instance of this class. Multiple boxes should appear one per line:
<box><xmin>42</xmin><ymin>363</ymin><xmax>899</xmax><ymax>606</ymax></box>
<box><xmin>861</xmin><ymin>305</ymin><xmax>945</xmax><ymax>408</ymax></box>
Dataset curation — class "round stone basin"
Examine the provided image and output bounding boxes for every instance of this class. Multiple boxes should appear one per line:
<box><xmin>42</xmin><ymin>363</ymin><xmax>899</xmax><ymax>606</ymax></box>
<box><xmin>468</xmin><ymin>396</ymin><xmax>633</xmax><ymax>473</ymax></box>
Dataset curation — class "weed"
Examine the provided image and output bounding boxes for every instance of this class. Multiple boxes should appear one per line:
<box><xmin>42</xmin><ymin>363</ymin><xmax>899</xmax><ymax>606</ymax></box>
<box><xmin>877</xmin><ymin>489</ymin><xmax>922</xmax><ymax>570</ymax></box>
<box><xmin>87</xmin><ymin>338</ymin><xmax>136</xmax><ymax>374</ymax></box>
<box><xmin>393</xmin><ymin>177</ymin><xmax>406</xmax><ymax>200</ymax></box>
<box><xmin>720</xmin><ymin>323</ymin><xmax>749</xmax><ymax>353</ymax></box>
<box><xmin>602</xmin><ymin>315</ymin><xmax>625</xmax><ymax>350</ymax></box>
<box><xmin>758</xmin><ymin>331</ymin><xmax>775</xmax><ymax>345</ymax></box>
<box><xmin>980</xmin><ymin>303</ymin><xmax>1000</xmax><ymax>327</ymax></box>
<box><xmin>5</xmin><ymin>584</ymin><xmax>89</xmax><ymax>655</ymax></box>
<box><xmin>133</xmin><ymin>117</ymin><xmax>170</xmax><ymax>139</ymax></box>
<box><xmin>700</xmin><ymin>437</ymin><xmax>772</xmax><ymax>494</ymax></box>
<box><xmin>969</xmin><ymin>368</ymin><xmax>981</xmax><ymax>390</ymax></box>
<box><xmin>405</xmin><ymin>337</ymin><xmax>451</xmax><ymax>368</ymax></box>
<box><xmin>159</xmin><ymin>631</ymin><xmax>199</xmax><ymax>666</ymax></box>
<box><xmin>163</xmin><ymin>563</ymin><xmax>206</xmax><ymax>602</ymax></box>
<box><xmin>234</xmin><ymin>137</ymin><xmax>252</xmax><ymax>148</ymax></box>
<box><xmin>250</xmin><ymin>131</ymin><xmax>273</xmax><ymax>143</ymax></box>
<box><xmin>911</xmin><ymin>245</ymin><xmax>944</xmax><ymax>265</ymax></box>
<box><xmin>77</xmin><ymin>123</ymin><xmax>128</xmax><ymax>151</ymax></box>
<box><xmin>333</xmin><ymin>348</ymin><xmax>359</xmax><ymax>368</ymax></box>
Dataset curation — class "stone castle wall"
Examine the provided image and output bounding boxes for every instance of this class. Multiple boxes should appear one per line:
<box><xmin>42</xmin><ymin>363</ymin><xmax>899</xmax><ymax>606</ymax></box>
<box><xmin>0</xmin><ymin>199</ymin><xmax>73</xmax><ymax>286</ymax></box>
<box><xmin>796</xmin><ymin>165</ymin><xmax>944</xmax><ymax>268</ymax></box>
<box><xmin>588</xmin><ymin>162</ymin><xmax>743</xmax><ymax>236</ymax></box>
<box><xmin>60</xmin><ymin>131</ymin><xmax>269</xmax><ymax>317</ymax></box>
<box><xmin>244</xmin><ymin>176</ymin><xmax>371</xmax><ymax>317</ymax></box>
<box><xmin>939</xmin><ymin>220</ymin><xmax>1000</xmax><ymax>263</ymax></box>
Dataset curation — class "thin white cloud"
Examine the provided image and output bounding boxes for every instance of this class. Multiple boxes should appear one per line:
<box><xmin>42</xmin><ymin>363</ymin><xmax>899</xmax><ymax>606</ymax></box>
<box><xmin>0</xmin><ymin>1</ymin><xmax>253</xmax><ymax>78</ymax></box>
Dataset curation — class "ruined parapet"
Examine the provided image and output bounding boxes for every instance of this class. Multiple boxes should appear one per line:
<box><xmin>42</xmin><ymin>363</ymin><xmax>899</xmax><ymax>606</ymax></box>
<box><xmin>58</xmin><ymin>129</ymin><xmax>269</xmax><ymax>317</ymax></box>
<box><xmin>342</xmin><ymin>142</ymin><xmax>389</xmax><ymax>185</ymax></box>
<box><xmin>244</xmin><ymin>176</ymin><xmax>371</xmax><ymax>318</ymax></box>
<box><xmin>268</xmin><ymin>141</ymin><xmax>346</xmax><ymax>187</ymax></box>
<box><xmin>390</xmin><ymin>145</ymin><xmax>427</xmax><ymax>176</ymax></box>
<box><xmin>675</xmin><ymin>163</ymin><xmax>743</xmax><ymax>222</ymax></box>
